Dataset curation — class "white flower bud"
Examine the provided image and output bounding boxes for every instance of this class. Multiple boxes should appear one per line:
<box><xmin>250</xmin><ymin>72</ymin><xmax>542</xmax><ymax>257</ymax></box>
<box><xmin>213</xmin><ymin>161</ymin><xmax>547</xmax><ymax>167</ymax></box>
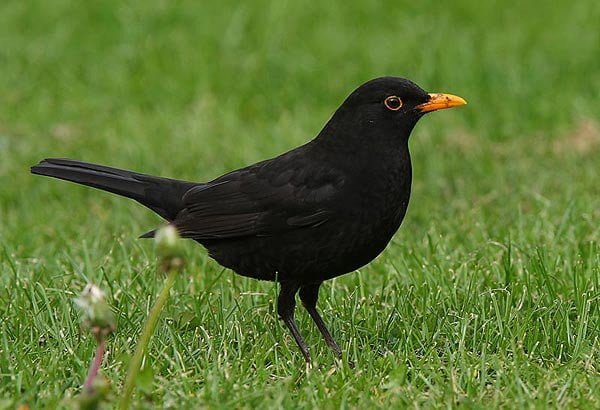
<box><xmin>75</xmin><ymin>284</ymin><xmax>116</xmax><ymax>338</ymax></box>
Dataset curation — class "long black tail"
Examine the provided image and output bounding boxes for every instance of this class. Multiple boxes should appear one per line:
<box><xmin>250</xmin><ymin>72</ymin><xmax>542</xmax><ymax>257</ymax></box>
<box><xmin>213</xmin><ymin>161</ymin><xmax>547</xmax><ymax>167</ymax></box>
<box><xmin>31</xmin><ymin>158</ymin><xmax>196</xmax><ymax>221</ymax></box>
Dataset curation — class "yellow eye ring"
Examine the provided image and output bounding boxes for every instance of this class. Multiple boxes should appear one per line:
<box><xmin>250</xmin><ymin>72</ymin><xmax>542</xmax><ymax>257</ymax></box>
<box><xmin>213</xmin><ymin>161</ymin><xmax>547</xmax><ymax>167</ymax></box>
<box><xmin>384</xmin><ymin>96</ymin><xmax>403</xmax><ymax>111</ymax></box>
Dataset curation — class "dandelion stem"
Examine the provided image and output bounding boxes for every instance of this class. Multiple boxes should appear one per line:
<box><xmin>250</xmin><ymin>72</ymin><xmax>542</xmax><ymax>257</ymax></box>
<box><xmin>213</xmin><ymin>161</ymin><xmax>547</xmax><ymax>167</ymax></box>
<box><xmin>84</xmin><ymin>338</ymin><xmax>106</xmax><ymax>391</ymax></box>
<box><xmin>120</xmin><ymin>268</ymin><xmax>178</xmax><ymax>409</ymax></box>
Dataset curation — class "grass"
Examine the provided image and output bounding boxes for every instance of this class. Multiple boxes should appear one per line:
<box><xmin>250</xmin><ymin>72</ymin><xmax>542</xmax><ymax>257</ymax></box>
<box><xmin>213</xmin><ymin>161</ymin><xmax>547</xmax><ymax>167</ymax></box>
<box><xmin>1</xmin><ymin>0</ymin><xmax>599</xmax><ymax>408</ymax></box>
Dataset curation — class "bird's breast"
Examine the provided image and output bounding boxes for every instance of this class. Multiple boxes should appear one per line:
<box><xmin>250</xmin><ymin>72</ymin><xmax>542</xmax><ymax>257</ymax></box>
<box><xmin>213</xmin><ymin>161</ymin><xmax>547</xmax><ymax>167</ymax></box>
<box><xmin>348</xmin><ymin>148</ymin><xmax>412</xmax><ymax>224</ymax></box>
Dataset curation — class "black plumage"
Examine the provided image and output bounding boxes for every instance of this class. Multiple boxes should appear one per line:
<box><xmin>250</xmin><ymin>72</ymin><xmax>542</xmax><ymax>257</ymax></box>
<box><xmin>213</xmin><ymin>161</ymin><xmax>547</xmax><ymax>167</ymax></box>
<box><xmin>31</xmin><ymin>77</ymin><xmax>466</xmax><ymax>362</ymax></box>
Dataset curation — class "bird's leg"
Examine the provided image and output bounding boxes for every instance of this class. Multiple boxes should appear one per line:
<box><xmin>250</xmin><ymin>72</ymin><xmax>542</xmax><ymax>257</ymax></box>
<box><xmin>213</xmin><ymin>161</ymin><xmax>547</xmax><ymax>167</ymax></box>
<box><xmin>299</xmin><ymin>283</ymin><xmax>342</xmax><ymax>358</ymax></box>
<box><xmin>277</xmin><ymin>281</ymin><xmax>311</xmax><ymax>363</ymax></box>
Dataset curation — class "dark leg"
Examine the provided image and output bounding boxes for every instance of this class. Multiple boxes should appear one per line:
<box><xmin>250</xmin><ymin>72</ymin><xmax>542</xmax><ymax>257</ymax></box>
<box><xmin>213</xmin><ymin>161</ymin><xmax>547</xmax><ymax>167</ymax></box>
<box><xmin>277</xmin><ymin>282</ymin><xmax>311</xmax><ymax>362</ymax></box>
<box><xmin>299</xmin><ymin>283</ymin><xmax>342</xmax><ymax>358</ymax></box>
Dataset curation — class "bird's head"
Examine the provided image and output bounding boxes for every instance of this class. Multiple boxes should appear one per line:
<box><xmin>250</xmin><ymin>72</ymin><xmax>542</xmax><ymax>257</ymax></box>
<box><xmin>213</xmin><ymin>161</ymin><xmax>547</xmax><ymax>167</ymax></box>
<box><xmin>316</xmin><ymin>77</ymin><xmax>466</xmax><ymax>150</ymax></box>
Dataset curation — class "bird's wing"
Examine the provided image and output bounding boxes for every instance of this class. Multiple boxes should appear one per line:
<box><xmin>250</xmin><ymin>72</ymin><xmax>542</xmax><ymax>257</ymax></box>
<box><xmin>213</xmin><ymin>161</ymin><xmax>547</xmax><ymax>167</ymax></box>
<box><xmin>173</xmin><ymin>155</ymin><xmax>345</xmax><ymax>240</ymax></box>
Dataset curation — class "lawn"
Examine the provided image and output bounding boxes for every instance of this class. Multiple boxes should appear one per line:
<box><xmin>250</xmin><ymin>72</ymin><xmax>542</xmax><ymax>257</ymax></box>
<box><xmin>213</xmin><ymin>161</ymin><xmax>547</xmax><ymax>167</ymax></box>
<box><xmin>1</xmin><ymin>0</ymin><xmax>599</xmax><ymax>408</ymax></box>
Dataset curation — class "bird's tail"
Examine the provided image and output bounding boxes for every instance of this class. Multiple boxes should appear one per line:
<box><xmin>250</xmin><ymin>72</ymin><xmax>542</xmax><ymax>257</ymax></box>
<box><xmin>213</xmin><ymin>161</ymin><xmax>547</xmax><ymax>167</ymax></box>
<box><xmin>31</xmin><ymin>158</ymin><xmax>196</xmax><ymax>222</ymax></box>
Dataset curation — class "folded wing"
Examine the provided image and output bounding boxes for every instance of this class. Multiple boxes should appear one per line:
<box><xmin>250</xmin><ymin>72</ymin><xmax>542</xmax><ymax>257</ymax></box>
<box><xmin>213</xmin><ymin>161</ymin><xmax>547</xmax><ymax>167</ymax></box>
<box><xmin>173</xmin><ymin>157</ymin><xmax>344</xmax><ymax>241</ymax></box>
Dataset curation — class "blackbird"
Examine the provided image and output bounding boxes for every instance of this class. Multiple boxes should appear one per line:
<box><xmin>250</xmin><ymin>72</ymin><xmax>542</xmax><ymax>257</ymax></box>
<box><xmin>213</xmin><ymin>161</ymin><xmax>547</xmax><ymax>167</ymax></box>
<box><xmin>31</xmin><ymin>77</ymin><xmax>466</xmax><ymax>362</ymax></box>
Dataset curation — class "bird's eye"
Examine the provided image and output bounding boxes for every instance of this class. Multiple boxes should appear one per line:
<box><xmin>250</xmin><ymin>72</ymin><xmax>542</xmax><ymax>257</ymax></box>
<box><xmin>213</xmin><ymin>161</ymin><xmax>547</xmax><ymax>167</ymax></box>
<box><xmin>384</xmin><ymin>96</ymin><xmax>403</xmax><ymax>111</ymax></box>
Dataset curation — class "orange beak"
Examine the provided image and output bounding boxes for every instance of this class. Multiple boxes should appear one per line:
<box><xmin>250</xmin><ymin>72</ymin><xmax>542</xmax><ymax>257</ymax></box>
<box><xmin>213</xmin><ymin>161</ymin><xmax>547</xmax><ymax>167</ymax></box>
<box><xmin>416</xmin><ymin>93</ymin><xmax>467</xmax><ymax>113</ymax></box>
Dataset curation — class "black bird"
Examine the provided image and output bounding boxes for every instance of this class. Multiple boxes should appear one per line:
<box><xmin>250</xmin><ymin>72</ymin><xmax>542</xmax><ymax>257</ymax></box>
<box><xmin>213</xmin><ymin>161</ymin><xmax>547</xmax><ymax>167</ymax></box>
<box><xmin>31</xmin><ymin>77</ymin><xmax>466</xmax><ymax>362</ymax></box>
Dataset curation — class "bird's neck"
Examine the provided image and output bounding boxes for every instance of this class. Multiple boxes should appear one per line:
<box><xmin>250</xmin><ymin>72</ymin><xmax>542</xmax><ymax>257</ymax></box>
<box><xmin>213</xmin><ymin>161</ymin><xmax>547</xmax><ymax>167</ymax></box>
<box><xmin>313</xmin><ymin>108</ymin><xmax>418</xmax><ymax>156</ymax></box>
<box><xmin>312</xmin><ymin>124</ymin><xmax>413</xmax><ymax>170</ymax></box>
<box><xmin>310</xmin><ymin>127</ymin><xmax>412</xmax><ymax>191</ymax></box>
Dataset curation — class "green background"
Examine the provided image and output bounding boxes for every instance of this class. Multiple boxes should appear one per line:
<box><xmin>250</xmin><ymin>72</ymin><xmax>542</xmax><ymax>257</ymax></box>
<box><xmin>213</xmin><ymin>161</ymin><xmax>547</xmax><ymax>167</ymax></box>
<box><xmin>1</xmin><ymin>1</ymin><xmax>599</xmax><ymax>408</ymax></box>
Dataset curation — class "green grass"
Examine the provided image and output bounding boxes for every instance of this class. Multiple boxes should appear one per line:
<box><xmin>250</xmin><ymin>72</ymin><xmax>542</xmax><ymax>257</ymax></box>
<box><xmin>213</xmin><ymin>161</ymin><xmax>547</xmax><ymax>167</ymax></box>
<box><xmin>1</xmin><ymin>0</ymin><xmax>600</xmax><ymax>408</ymax></box>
